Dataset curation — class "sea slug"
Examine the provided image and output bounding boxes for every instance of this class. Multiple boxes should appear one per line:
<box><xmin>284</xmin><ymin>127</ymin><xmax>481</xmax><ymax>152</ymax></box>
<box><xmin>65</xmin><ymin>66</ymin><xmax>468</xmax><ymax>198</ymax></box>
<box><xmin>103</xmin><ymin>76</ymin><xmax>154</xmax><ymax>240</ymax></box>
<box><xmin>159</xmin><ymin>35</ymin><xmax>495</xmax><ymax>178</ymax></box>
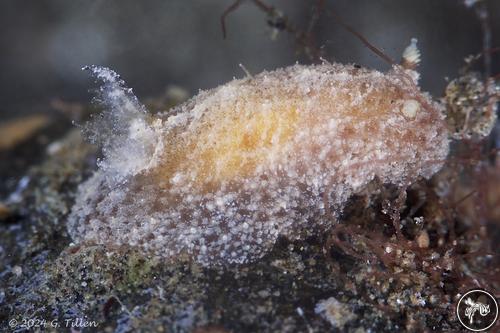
<box><xmin>68</xmin><ymin>63</ymin><xmax>449</xmax><ymax>265</ymax></box>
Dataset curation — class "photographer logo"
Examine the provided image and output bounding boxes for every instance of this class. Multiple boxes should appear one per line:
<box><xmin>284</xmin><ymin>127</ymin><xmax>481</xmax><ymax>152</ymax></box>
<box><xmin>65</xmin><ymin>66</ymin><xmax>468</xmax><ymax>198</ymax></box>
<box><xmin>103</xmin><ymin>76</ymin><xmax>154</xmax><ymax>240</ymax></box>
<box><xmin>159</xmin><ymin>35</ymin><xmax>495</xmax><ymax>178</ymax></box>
<box><xmin>456</xmin><ymin>289</ymin><xmax>498</xmax><ymax>332</ymax></box>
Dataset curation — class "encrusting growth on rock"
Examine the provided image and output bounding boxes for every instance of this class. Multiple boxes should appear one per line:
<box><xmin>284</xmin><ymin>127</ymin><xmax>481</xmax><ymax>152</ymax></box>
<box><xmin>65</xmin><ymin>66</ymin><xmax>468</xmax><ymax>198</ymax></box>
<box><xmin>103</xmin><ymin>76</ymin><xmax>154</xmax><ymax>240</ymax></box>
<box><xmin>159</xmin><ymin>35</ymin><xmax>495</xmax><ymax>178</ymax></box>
<box><xmin>68</xmin><ymin>63</ymin><xmax>449</xmax><ymax>265</ymax></box>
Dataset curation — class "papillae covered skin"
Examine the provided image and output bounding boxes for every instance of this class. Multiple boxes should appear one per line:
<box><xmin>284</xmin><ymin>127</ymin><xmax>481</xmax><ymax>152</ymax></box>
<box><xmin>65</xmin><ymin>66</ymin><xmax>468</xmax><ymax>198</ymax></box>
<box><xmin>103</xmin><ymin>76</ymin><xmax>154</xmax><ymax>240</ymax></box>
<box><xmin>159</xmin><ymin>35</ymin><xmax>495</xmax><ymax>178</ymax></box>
<box><xmin>68</xmin><ymin>63</ymin><xmax>449</xmax><ymax>265</ymax></box>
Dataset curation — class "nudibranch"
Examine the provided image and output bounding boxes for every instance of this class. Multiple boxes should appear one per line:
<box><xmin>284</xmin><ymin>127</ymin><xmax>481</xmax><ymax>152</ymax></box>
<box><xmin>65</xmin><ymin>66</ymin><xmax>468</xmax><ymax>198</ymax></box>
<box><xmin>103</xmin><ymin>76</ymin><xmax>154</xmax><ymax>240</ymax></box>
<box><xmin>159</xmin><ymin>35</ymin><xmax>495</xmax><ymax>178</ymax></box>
<box><xmin>68</xmin><ymin>61</ymin><xmax>449</xmax><ymax>265</ymax></box>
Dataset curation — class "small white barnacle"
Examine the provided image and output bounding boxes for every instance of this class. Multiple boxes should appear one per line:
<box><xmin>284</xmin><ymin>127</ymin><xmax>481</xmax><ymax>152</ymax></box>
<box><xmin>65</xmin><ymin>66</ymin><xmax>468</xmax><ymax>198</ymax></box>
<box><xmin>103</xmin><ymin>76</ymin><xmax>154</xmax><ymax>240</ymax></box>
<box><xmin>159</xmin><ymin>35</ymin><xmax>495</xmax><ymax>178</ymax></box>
<box><xmin>401</xmin><ymin>99</ymin><xmax>420</xmax><ymax>119</ymax></box>
<box><xmin>68</xmin><ymin>63</ymin><xmax>449</xmax><ymax>266</ymax></box>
